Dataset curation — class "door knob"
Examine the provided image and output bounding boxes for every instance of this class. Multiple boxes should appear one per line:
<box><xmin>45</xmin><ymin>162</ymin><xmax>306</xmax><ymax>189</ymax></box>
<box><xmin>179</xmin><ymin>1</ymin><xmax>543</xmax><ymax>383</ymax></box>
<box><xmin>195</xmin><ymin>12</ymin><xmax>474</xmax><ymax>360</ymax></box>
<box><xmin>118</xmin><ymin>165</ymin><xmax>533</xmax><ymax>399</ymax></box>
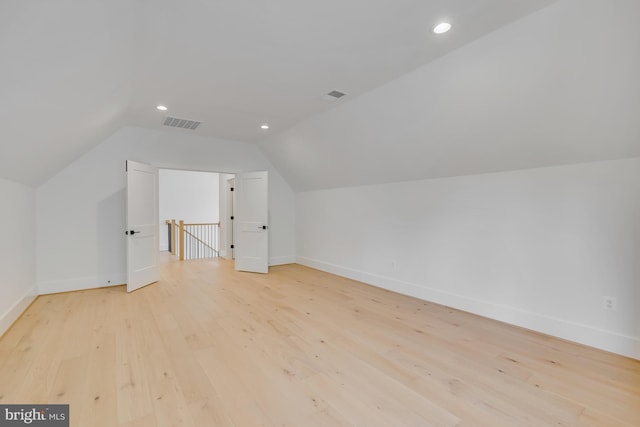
<box><xmin>259</xmin><ymin>225</ymin><xmax>268</xmax><ymax>230</ymax></box>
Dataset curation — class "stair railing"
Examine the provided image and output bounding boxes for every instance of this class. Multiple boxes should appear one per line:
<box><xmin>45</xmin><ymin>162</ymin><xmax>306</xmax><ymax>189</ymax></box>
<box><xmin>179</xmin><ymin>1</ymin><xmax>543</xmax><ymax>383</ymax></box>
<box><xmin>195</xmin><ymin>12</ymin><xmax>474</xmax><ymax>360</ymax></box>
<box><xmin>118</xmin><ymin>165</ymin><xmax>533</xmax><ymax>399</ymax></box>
<box><xmin>165</xmin><ymin>219</ymin><xmax>220</xmax><ymax>261</ymax></box>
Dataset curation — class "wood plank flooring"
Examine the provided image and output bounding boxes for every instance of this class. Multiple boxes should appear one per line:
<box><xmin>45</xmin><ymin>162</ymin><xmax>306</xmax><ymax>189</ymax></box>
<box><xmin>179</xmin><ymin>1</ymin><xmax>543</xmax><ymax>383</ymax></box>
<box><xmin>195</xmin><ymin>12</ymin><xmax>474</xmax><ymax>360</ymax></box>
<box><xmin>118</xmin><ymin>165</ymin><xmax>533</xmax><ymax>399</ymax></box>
<box><xmin>1</xmin><ymin>255</ymin><xmax>638</xmax><ymax>426</ymax></box>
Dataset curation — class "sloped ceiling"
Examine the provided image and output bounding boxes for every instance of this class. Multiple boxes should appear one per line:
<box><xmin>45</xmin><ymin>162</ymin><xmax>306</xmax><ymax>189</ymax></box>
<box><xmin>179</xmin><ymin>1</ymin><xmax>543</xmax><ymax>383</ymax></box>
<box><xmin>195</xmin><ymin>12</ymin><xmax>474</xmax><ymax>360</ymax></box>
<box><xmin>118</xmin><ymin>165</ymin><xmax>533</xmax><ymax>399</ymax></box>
<box><xmin>260</xmin><ymin>0</ymin><xmax>640</xmax><ymax>191</ymax></box>
<box><xmin>1</xmin><ymin>0</ymin><xmax>134</xmax><ymax>186</ymax></box>
<box><xmin>0</xmin><ymin>0</ymin><xmax>559</xmax><ymax>186</ymax></box>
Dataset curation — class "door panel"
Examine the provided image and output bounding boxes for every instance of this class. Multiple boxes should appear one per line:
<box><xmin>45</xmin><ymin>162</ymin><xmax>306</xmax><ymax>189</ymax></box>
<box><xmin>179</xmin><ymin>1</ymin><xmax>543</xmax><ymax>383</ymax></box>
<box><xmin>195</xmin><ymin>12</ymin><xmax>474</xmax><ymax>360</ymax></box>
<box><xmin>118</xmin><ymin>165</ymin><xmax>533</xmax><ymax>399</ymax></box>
<box><xmin>126</xmin><ymin>160</ymin><xmax>160</xmax><ymax>292</ymax></box>
<box><xmin>235</xmin><ymin>171</ymin><xmax>268</xmax><ymax>273</ymax></box>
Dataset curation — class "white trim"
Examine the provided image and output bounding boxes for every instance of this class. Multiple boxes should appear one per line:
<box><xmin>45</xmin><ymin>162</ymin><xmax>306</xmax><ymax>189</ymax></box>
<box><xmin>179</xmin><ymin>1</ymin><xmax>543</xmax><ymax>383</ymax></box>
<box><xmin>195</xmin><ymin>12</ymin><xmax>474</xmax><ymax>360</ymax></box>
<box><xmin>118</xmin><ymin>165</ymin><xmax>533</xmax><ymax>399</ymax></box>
<box><xmin>270</xmin><ymin>255</ymin><xmax>296</xmax><ymax>266</ymax></box>
<box><xmin>0</xmin><ymin>286</ymin><xmax>37</xmax><ymax>337</ymax></box>
<box><xmin>38</xmin><ymin>274</ymin><xmax>126</xmax><ymax>295</ymax></box>
<box><xmin>297</xmin><ymin>256</ymin><xmax>640</xmax><ymax>360</ymax></box>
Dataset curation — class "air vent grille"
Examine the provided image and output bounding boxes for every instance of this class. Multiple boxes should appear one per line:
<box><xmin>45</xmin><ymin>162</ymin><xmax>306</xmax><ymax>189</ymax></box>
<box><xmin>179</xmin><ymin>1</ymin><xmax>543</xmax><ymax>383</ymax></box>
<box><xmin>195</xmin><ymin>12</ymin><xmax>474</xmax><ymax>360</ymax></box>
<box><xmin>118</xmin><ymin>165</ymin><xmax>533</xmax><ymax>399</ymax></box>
<box><xmin>322</xmin><ymin>90</ymin><xmax>347</xmax><ymax>102</ymax></box>
<box><xmin>163</xmin><ymin>116</ymin><xmax>201</xmax><ymax>130</ymax></box>
<box><xmin>327</xmin><ymin>90</ymin><xmax>346</xmax><ymax>99</ymax></box>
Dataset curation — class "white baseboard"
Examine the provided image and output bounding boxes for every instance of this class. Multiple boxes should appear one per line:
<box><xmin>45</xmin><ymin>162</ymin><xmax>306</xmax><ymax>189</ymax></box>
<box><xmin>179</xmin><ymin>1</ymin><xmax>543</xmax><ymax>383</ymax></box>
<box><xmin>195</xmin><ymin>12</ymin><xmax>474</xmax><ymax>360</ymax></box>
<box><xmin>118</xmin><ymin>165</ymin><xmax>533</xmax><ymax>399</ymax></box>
<box><xmin>38</xmin><ymin>273</ymin><xmax>126</xmax><ymax>295</ymax></box>
<box><xmin>297</xmin><ymin>256</ymin><xmax>640</xmax><ymax>360</ymax></box>
<box><xmin>0</xmin><ymin>286</ymin><xmax>37</xmax><ymax>337</ymax></box>
<box><xmin>270</xmin><ymin>255</ymin><xmax>296</xmax><ymax>266</ymax></box>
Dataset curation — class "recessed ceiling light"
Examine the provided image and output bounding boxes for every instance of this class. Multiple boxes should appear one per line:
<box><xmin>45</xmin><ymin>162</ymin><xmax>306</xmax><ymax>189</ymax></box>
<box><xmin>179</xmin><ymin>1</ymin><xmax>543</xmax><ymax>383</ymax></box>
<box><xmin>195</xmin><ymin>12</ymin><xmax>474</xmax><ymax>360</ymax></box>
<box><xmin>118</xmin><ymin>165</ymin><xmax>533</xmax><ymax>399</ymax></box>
<box><xmin>261</xmin><ymin>124</ymin><xmax>269</xmax><ymax>130</ymax></box>
<box><xmin>433</xmin><ymin>22</ymin><xmax>452</xmax><ymax>34</ymax></box>
<box><xmin>156</xmin><ymin>105</ymin><xmax>168</xmax><ymax>111</ymax></box>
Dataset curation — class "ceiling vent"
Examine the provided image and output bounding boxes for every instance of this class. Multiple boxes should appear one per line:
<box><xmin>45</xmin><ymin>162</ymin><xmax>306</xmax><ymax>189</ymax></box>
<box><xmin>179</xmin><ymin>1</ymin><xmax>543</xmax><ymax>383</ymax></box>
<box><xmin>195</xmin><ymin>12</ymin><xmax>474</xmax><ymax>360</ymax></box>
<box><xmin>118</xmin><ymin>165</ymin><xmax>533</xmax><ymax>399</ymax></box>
<box><xmin>162</xmin><ymin>116</ymin><xmax>201</xmax><ymax>130</ymax></box>
<box><xmin>322</xmin><ymin>90</ymin><xmax>347</xmax><ymax>102</ymax></box>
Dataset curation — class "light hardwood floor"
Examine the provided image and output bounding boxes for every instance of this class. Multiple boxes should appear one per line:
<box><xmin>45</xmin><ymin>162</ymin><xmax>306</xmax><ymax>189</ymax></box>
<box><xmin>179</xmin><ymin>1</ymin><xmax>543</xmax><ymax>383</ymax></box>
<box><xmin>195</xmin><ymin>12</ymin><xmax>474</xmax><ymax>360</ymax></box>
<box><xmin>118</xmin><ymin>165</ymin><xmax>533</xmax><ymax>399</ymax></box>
<box><xmin>1</xmin><ymin>255</ymin><xmax>638</xmax><ymax>426</ymax></box>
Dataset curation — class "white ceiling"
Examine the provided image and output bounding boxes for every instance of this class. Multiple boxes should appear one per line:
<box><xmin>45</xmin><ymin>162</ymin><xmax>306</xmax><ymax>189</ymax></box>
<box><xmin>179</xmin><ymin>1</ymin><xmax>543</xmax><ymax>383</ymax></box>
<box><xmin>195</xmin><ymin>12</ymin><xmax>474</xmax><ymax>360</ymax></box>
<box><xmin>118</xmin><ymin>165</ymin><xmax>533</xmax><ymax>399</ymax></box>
<box><xmin>260</xmin><ymin>0</ymin><xmax>640</xmax><ymax>191</ymax></box>
<box><xmin>1</xmin><ymin>0</ymin><xmax>558</xmax><ymax>186</ymax></box>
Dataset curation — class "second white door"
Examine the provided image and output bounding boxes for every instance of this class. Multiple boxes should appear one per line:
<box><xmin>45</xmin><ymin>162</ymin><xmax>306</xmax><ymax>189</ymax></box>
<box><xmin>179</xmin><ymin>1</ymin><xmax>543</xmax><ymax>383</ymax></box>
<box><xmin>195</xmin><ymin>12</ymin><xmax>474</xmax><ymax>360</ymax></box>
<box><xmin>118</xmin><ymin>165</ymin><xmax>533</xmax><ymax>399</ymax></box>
<box><xmin>235</xmin><ymin>171</ymin><xmax>268</xmax><ymax>273</ymax></box>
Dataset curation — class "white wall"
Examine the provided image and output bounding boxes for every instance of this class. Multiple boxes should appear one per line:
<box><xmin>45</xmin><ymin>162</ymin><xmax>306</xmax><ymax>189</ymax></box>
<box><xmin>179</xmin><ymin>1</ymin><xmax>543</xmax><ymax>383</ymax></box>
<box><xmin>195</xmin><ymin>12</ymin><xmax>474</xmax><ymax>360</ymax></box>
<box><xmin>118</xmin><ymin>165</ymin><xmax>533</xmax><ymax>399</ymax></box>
<box><xmin>296</xmin><ymin>158</ymin><xmax>640</xmax><ymax>359</ymax></box>
<box><xmin>36</xmin><ymin>126</ymin><xmax>296</xmax><ymax>294</ymax></box>
<box><xmin>159</xmin><ymin>169</ymin><xmax>220</xmax><ymax>251</ymax></box>
<box><xmin>0</xmin><ymin>178</ymin><xmax>37</xmax><ymax>336</ymax></box>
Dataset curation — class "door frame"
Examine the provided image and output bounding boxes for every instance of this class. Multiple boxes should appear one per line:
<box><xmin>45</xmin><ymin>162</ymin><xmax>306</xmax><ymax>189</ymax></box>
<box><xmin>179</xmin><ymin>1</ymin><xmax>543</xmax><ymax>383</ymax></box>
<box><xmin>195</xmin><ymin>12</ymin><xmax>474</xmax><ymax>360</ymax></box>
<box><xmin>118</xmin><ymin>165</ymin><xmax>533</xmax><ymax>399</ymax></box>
<box><xmin>155</xmin><ymin>167</ymin><xmax>237</xmax><ymax>260</ymax></box>
<box><xmin>132</xmin><ymin>165</ymin><xmax>264</xmax><ymax>267</ymax></box>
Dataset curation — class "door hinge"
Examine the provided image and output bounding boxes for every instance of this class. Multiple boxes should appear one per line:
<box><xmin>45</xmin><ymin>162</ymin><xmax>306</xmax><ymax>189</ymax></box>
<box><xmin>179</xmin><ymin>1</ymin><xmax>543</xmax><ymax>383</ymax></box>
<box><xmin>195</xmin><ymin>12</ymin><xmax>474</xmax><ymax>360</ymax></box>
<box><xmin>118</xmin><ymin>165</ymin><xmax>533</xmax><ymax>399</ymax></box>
<box><xmin>230</xmin><ymin>216</ymin><xmax>234</xmax><ymax>220</ymax></box>
<box><xmin>230</xmin><ymin>244</ymin><xmax>234</xmax><ymax>249</ymax></box>
<box><xmin>230</xmin><ymin>187</ymin><xmax>234</xmax><ymax>191</ymax></box>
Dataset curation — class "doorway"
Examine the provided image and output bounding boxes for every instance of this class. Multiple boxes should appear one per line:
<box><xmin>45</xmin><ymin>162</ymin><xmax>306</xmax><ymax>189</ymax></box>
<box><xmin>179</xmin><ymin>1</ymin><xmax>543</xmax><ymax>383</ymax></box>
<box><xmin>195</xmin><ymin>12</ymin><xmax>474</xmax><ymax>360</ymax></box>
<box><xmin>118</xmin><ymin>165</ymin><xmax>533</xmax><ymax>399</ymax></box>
<box><xmin>159</xmin><ymin>169</ymin><xmax>221</xmax><ymax>260</ymax></box>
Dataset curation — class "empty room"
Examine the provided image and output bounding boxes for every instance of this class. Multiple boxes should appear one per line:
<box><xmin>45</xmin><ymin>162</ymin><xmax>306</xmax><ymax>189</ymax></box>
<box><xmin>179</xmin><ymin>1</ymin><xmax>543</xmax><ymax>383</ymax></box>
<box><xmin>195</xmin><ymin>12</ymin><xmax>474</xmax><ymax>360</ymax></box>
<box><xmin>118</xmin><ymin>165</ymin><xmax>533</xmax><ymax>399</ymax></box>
<box><xmin>1</xmin><ymin>0</ymin><xmax>639</xmax><ymax>426</ymax></box>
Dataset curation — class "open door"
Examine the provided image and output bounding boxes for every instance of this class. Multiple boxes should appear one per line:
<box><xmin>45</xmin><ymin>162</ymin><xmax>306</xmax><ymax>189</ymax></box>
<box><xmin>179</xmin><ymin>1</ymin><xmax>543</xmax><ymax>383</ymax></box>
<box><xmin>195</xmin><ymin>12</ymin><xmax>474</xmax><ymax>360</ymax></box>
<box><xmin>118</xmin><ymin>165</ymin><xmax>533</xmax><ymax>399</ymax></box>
<box><xmin>126</xmin><ymin>160</ymin><xmax>160</xmax><ymax>292</ymax></box>
<box><xmin>235</xmin><ymin>171</ymin><xmax>268</xmax><ymax>273</ymax></box>
<box><xmin>226</xmin><ymin>177</ymin><xmax>235</xmax><ymax>260</ymax></box>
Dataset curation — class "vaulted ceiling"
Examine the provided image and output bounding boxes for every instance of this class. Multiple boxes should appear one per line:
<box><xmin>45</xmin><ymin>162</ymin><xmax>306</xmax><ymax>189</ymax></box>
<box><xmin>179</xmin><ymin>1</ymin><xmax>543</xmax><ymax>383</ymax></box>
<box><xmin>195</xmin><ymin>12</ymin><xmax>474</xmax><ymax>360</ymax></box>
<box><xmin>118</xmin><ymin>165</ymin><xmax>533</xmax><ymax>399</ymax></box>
<box><xmin>1</xmin><ymin>0</ymin><xmax>561</xmax><ymax>186</ymax></box>
<box><xmin>260</xmin><ymin>0</ymin><xmax>640</xmax><ymax>191</ymax></box>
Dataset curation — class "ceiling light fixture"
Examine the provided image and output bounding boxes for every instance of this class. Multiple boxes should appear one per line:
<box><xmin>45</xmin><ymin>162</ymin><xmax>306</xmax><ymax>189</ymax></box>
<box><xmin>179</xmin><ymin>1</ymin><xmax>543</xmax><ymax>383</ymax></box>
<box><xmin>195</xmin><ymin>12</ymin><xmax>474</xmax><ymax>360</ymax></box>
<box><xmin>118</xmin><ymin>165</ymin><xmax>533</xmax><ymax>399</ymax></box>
<box><xmin>433</xmin><ymin>22</ymin><xmax>452</xmax><ymax>34</ymax></box>
<box><xmin>261</xmin><ymin>124</ymin><xmax>269</xmax><ymax>130</ymax></box>
<box><xmin>156</xmin><ymin>105</ymin><xmax>168</xmax><ymax>111</ymax></box>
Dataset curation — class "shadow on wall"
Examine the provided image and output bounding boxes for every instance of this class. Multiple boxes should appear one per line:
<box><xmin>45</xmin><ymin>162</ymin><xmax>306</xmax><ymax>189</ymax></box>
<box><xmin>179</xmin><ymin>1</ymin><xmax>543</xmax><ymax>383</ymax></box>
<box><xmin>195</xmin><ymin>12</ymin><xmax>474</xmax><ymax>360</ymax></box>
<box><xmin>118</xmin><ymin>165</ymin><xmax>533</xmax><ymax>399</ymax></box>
<box><xmin>96</xmin><ymin>188</ymin><xmax>126</xmax><ymax>286</ymax></box>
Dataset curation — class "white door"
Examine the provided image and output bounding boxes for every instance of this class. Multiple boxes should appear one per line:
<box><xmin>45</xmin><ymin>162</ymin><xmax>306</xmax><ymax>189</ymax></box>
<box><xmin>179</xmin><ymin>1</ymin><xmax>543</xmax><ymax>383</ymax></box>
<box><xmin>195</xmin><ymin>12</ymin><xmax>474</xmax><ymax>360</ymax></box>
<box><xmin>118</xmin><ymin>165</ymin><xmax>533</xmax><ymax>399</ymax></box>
<box><xmin>227</xmin><ymin>178</ymin><xmax>235</xmax><ymax>260</ymax></box>
<box><xmin>235</xmin><ymin>171</ymin><xmax>268</xmax><ymax>273</ymax></box>
<box><xmin>126</xmin><ymin>160</ymin><xmax>160</xmax><ymax>292</ymax></box>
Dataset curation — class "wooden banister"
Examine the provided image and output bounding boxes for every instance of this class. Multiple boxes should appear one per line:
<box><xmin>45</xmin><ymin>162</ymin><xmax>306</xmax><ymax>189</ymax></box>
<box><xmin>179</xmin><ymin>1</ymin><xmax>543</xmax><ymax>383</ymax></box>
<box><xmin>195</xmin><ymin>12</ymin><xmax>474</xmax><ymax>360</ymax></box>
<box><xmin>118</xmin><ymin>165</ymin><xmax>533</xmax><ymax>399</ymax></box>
<box><xmin>171</xmin><ymin>219</ymin><xmax>176</xmax><ymax>255</ymax></box>
<box><xmin>179</xmin><ymin>220</ymin><xmax>185</xmax><ymax>261</ymax></box>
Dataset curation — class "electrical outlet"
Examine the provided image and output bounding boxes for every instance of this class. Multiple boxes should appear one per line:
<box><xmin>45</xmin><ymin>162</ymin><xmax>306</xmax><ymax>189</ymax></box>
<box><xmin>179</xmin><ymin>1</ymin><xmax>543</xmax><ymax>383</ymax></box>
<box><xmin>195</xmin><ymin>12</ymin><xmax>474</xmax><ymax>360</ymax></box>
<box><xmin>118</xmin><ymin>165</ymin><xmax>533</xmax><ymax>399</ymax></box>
<box><xmin>603</xmin><ymin>296</ymin><xmax>617</xmax><ymax>311</ymax></box>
